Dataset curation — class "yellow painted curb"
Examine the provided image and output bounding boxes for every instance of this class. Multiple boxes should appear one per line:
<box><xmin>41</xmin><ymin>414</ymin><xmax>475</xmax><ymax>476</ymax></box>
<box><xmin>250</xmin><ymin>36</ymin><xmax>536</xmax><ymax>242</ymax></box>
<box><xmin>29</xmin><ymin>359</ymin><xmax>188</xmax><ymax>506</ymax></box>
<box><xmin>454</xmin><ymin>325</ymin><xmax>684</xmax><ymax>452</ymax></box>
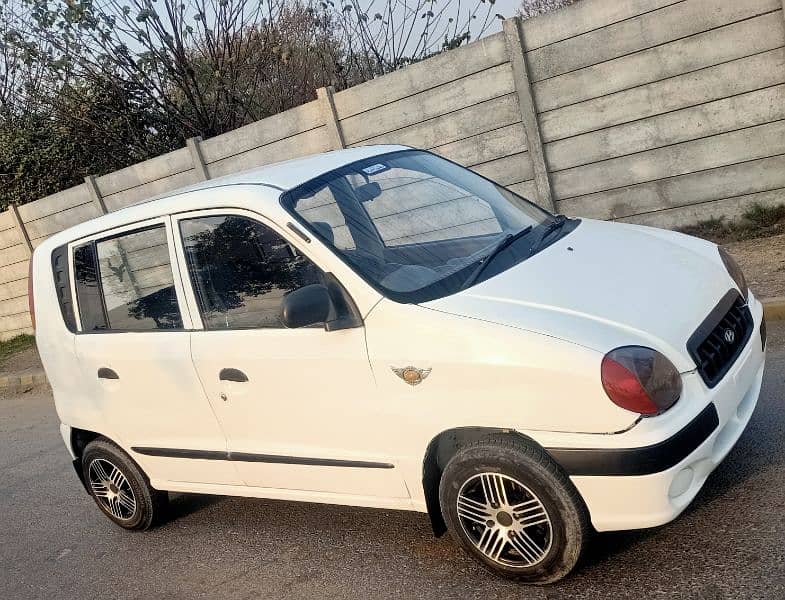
<box><xmin>0</xmin><ymin>371</ymin><xmax>47</xmax><ymax>390</ymax></box>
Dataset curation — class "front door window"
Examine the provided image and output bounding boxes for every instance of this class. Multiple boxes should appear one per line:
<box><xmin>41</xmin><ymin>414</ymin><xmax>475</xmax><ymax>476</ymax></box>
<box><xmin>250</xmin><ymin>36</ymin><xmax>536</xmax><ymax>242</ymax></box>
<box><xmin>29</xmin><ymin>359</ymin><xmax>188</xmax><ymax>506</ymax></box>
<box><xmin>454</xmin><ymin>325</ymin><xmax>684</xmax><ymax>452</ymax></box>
<box><xmin>179</xmin><ymin>215</ymin><xmax>322</xmax><ymax>329</ymax></box>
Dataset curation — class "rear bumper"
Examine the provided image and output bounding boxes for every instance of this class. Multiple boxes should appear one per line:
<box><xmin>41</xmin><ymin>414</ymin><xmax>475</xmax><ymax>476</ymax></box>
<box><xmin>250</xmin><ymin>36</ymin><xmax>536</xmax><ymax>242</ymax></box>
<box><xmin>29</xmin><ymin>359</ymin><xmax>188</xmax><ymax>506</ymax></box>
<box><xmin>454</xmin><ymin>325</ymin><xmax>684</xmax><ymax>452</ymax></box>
<box><xmin>567</xmin><ymin>303</ymin><xmax>765</xmax><ymax>532</ymax></box>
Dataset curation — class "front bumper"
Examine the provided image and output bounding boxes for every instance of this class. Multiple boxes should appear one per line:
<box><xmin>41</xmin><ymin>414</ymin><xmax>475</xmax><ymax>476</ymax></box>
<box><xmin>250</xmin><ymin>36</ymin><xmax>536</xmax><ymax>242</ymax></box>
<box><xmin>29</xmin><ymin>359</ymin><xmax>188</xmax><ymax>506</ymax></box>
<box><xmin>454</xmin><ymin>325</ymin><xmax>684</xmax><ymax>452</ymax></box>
<box><xmin>567</xmin><ymin>302</ymin><xmax>766</xmax><ymax>532</ymax></box>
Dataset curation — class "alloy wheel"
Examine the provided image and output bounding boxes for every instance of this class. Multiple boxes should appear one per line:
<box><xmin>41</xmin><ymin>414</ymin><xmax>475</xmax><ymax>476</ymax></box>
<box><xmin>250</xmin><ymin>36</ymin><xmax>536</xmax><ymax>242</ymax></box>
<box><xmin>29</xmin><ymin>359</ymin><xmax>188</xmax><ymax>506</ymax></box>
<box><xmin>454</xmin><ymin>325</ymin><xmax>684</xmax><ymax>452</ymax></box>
<box><xmin>456</xmin><ymin>472</ymin><xmax>553</xmax><ymax>567</ymax></box>
<box><xmin>88</xmin><ymin>458</ymin><xmax>137</xmax><ymax>521</ymax></box>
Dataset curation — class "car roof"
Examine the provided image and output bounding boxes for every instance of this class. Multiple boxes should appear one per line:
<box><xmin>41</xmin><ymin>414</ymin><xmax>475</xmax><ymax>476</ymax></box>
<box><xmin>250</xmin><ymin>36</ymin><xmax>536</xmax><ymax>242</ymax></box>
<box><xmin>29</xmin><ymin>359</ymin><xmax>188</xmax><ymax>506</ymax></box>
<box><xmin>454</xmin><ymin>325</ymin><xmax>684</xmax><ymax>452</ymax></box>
<box><xmin>35</xmin><ymin>144</ymin><xmax>411</xmax><ymax>252</ymax></box>
<box><xmin>139</xmin><ymin>144</ymin><xmax>411</xmax><ymax>203</ymax></box>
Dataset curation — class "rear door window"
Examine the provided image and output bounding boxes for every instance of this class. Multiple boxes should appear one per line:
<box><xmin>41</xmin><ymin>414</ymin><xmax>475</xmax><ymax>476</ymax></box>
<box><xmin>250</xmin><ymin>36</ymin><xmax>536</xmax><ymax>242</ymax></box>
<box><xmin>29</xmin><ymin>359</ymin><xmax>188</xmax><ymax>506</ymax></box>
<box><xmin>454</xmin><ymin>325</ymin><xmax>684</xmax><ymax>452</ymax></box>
<box><xmin>73</xmin><ymin>225</ymin><xmax>183</xmax><ymax>331</ymax></box>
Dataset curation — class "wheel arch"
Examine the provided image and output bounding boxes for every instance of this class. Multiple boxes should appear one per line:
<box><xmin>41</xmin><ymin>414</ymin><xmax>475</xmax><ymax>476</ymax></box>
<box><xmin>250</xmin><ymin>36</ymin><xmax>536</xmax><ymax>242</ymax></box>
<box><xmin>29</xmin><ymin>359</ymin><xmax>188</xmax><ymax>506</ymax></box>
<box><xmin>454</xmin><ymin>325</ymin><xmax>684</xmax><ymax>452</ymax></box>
<box><xmin>71</xmin><ymin>427</ymin><xmax>102</xmax><ymax>458</ymax></box>
<box><xmin>422</xmin><ymin>427</ymin><xmax>552</xmax><ymax>536</ymax></box>
<box><xmin>69</xmin><ymin>427</ymin><xmax>114</xmax><ymax>492</ymax></box>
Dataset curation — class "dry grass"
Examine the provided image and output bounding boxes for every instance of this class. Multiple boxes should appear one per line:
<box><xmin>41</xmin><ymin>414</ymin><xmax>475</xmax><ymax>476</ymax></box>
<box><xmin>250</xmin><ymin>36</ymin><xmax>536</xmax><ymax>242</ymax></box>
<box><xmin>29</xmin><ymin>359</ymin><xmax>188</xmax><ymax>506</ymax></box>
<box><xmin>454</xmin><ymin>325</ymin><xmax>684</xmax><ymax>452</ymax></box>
<box><xmin>678</xmin><ymin>203</ymin><xmax>785</xmax><ymax>244</ymax></box>
<box><xmin>0</xmin><ymin>334</ymin><xmax>35</xmax><ymax>366</ymax></box>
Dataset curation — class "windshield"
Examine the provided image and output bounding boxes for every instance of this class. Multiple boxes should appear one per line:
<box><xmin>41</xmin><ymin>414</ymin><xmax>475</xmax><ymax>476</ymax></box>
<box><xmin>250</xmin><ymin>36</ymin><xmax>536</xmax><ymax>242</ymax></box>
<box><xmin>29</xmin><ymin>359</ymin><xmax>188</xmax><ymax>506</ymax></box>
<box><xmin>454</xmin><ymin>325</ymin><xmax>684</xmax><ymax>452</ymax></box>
<box><xmin>282</xmin><ymin>150</ymin><xmax>565</xmax><ymax>303</ymax></box>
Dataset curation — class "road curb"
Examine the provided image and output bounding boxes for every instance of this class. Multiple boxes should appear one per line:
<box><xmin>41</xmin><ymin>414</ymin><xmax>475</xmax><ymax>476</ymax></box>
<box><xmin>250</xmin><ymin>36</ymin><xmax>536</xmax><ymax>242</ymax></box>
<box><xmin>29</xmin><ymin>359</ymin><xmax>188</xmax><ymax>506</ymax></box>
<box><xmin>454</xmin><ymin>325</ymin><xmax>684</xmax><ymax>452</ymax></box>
<box><xmin>0</xmin><ymin>370</ymin><xmax>47</xmax><ymax>391</ymax></box>
<box><xmin>763</xmin><ymin>297</ymin><xmax>785</xmax><ymax>322</ymax></box>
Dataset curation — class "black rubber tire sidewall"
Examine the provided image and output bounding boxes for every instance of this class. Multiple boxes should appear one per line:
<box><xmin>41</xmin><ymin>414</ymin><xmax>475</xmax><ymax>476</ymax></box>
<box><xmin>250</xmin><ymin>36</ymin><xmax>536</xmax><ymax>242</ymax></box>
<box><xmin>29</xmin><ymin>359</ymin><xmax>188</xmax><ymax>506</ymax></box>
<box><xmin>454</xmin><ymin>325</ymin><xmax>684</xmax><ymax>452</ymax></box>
<box><xmin>81</xmin><ymin>438</ymin><xmax>166</xmax><ymax>530</ymax></box>
<box><xmin>439</xmin><ymin>436</ymin><xmax>589</xmax><ymax>584</ymax></box>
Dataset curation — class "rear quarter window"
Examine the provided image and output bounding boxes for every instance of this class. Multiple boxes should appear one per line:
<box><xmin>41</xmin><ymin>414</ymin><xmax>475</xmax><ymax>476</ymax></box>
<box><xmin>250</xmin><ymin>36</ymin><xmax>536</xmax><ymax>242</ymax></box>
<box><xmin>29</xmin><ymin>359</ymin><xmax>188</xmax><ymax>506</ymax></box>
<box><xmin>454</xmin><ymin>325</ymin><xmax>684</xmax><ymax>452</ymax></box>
<box><xmin>73</xmin><ymin>225</ymin><xmax>183</xmax><ymax>332</ymax></box>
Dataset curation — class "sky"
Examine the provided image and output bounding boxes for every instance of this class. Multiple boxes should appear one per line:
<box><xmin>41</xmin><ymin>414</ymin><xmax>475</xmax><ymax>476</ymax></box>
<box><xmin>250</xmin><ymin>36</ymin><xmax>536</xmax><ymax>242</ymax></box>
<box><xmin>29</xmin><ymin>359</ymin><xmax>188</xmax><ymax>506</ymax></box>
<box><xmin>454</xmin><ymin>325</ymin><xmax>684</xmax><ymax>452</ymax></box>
<box><xmin>361</xmin><ymin>0</ymin><xmax>523</xmax><ymax>56</ymax></box>
<box><xmin>485</xmin><ymin>0</ymin><xmax>523</xmax><ymax>33</ymax></box>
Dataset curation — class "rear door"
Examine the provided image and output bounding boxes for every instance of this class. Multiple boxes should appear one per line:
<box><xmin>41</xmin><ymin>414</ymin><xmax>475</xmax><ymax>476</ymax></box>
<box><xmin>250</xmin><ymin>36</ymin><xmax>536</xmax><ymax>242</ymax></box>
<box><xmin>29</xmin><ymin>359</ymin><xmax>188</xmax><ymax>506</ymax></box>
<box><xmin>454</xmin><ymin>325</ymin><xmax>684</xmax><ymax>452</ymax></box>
<box><xmin>70</xmin><ymin>217</ymin><xmax>239</xmax><ymax>486</ymax></box>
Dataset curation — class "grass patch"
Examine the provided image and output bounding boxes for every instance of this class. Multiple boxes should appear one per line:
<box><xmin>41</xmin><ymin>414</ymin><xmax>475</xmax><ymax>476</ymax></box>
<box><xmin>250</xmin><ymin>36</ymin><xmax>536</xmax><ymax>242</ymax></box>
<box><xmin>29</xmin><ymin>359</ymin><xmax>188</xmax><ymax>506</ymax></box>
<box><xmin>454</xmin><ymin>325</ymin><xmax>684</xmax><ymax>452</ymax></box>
<box><xmin>0</xmin><ymin>334</ymin><xmax>35</xmax><ymax>365</ymax></box>
<box><xmin>679</xmin><ymin>202</ymin><xmax>785</xmax><ymax>244</ymax></box>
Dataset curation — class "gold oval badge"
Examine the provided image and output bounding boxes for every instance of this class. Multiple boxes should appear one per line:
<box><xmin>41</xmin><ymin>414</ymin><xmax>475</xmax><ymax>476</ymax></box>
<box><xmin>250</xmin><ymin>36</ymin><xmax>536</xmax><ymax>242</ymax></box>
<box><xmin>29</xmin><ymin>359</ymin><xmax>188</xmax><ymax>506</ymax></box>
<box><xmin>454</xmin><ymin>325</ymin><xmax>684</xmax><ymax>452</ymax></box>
<box><xmin>391</xmin><ymin>366</ymin><xmax>432</xmax><ymax>386</ymax></box>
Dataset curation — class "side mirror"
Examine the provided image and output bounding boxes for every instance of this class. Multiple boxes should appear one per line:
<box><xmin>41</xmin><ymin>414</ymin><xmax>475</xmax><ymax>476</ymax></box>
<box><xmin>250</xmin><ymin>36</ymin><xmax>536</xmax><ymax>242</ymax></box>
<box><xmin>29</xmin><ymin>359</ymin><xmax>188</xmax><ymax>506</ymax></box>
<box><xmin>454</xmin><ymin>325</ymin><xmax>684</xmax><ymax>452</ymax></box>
<box><xmin>280</xmin><ymin>284</ymin><xmax>331</xmax><ymax>328</ymax></box>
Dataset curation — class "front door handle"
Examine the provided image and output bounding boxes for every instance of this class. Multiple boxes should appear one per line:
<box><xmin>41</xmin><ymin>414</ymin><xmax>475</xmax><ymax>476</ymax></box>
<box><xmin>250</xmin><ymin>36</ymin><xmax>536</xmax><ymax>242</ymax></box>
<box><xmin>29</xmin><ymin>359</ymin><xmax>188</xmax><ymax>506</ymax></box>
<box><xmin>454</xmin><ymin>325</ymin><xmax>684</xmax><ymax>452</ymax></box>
<box><xmin>97</xmin><ymin>367</ymin><xmax>119</xmax><ymax>380</ymax></box>
<box><xmin>219</xmin><ymin>368</ymin><xmax>249</xmax><ymax>382</ymax></box>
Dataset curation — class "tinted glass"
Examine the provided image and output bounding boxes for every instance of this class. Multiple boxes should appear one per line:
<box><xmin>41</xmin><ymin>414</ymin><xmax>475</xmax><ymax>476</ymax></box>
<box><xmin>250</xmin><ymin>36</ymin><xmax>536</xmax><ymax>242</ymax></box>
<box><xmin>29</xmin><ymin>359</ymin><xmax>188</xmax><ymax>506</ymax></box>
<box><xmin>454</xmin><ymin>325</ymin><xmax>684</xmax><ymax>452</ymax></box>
<box><xmin>356</xmin><ymin>167</ymin><xmax>502</xmax><ymax>246</ymax></box>
<box><xmin>74</xmin><ymin>242</ymin><xmax>107</xmax><ymax>331</ymax></box>
<box><xmin>180</xmin><ymin>215</ymin><xmax>322</xmax><ymax>329</ymax></box>
<box><xmin>94</xmin><ymin>226</ymin><xmax>182</xmax><ymax>330</ymax></box>
<box><xmin>283</xmin><ymin>150</ymin><xmax>552</xmax><ymax>303</ymax></box>
<box><xmin>52</xmin><ymin>244</ymin><xmax>77</xmax><ymax>332</ymax></box>
<box><xmin>292</xmin><ymin>186</ymin><xmax>356</xmax><ymax>250</ymax></box>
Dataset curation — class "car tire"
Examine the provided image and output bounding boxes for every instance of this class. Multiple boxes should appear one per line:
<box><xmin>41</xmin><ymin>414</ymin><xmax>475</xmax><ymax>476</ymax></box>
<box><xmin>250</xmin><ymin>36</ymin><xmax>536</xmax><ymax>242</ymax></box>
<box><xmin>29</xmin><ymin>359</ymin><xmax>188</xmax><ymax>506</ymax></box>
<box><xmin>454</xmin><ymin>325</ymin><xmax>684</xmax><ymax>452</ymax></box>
<box><xmin>439</xmin><ymin>435</ymin><xmax>589</xmax><ymax>584</ymax></box>
<box><xmin>81</xmin><ymin>438</ymin><xmax>168</xmax><ymax>530</ymax></box>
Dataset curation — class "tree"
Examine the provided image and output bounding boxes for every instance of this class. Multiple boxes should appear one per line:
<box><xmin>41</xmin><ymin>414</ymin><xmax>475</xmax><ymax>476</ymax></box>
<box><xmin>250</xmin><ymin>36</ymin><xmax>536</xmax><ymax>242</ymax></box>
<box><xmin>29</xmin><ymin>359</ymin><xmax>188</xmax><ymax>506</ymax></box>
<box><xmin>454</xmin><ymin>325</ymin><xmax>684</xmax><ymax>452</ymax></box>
<box><xmin>1</xmin><ymin>0</ymin><xmax>507</xmax><ymax>206</ymax></box>
<box><xmin>12</xmin><ymin>0</ymin><xmax>505</xmax><ymax>138</ymax></box>
<box><xmin>0</xmin><ymin>0</ymin><xmax>181</xmax><ymax>206</ymax></box>
<box><xmin>0</xmin><ymin>77</ymin><xmax>175</xmax><ymax>208</ymax></box>
<box><xmin>1</xmin><ymin>0</ymin><xmax>351</xmax><ymax>206</ymax></box>
<box><xmin>330</xmin><ymin>0</ymin><xmax>505</xmax><ymax>79</ymax></box>
<box><xmin>0</xmin><ymin>0</ymin><xmax>50</xmax><ymax>116</ymax></box>
<box><xmin>518</xmin><ymin>0</ymin><xmax>577</xmax><ymax>19</ymax></box>
<box><xmin>13</xmin><ymin>0</ymin><xmax>348</xmax><ymax>139</ymax></box>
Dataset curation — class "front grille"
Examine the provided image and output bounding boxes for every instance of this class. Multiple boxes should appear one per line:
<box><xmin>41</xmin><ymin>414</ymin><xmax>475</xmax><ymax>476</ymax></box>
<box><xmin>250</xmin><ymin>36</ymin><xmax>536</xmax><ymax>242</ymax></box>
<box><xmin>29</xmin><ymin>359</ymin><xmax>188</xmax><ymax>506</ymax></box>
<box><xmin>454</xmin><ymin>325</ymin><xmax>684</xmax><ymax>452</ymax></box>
<box><xmin>687</xmin><ymin>291</ymin><xmax>754</xmax><ymax>388</ymax></box>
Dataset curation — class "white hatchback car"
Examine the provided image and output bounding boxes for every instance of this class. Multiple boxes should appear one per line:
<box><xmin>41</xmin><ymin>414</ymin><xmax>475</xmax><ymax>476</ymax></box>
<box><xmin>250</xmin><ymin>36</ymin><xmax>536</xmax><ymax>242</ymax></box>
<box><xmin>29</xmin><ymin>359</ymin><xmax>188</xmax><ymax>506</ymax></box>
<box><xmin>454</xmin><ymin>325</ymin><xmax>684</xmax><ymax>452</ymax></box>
<box><xmin>33</xmin><ymin>145</ymin><xmax>765</xmax><ymax>583</ymax></box>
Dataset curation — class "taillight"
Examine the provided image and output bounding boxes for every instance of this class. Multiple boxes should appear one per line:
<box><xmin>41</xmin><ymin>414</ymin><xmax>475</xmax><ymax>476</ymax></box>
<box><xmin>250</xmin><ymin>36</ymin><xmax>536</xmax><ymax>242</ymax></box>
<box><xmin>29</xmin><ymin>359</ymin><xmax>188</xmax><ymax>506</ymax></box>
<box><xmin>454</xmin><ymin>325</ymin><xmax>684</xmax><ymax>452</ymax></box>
<box><xmin>601</xmin><ymin>346</ymin><xmax>682</xmax><ymax>415</ymax></box>
<box><xmin>27</xmin><ymin>258</ymin><xmax>35</xmax><ymax>330</ymax></box>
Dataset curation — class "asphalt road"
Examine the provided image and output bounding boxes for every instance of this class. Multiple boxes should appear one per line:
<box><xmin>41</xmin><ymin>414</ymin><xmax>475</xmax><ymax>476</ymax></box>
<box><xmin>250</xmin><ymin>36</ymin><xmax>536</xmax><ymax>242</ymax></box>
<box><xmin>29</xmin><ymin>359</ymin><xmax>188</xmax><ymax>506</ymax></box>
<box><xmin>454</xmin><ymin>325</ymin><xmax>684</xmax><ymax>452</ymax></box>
<box><xmin>1</xmin><ymin>324</ymin><xmax>784</xmax><ymax>600</ymax></box>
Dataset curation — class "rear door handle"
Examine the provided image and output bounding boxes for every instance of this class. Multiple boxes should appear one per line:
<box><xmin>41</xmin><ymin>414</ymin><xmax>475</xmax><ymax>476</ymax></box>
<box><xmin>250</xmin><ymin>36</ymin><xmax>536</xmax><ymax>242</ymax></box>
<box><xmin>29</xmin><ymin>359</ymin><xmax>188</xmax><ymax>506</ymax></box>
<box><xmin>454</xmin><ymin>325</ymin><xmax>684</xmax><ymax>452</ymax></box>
<box><xmin>219</xmin><ymin>368</ymin><xmax>248</xmax><ymax>382</ymax></box>
<box><xmin>97</xmin><ymin>367</ymin><xmax>119</xmax><ymax>380</ymax></box>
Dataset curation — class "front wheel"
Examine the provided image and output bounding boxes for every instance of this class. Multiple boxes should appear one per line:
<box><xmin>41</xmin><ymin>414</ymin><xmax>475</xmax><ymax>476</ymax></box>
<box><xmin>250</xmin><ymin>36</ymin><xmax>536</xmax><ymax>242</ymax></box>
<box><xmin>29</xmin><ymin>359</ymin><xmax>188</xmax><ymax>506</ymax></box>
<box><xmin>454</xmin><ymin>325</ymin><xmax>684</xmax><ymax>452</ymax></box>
<box><xmin>439</xmin><ymin>435</ymin><xmax>589</xmax><ymax>583</ymax></box>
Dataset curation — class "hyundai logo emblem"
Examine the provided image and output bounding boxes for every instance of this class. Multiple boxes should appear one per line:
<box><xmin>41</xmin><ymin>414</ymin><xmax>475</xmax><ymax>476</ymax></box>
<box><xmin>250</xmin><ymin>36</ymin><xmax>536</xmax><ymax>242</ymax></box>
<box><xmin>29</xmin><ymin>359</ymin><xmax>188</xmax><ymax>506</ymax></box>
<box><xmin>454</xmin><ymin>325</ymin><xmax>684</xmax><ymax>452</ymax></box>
<box><xmin>724</xmin><ymin>328</ymin><xmax>736</xmax><ymax>344</ymax></box>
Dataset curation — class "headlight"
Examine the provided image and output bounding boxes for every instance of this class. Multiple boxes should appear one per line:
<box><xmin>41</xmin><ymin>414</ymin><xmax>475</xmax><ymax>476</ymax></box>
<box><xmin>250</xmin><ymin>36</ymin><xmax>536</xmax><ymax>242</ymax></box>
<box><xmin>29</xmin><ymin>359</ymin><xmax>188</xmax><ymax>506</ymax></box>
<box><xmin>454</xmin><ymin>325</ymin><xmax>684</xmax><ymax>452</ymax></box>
<box><xmin>718</xmin><ymin>246</ymin><xmax>748</xmax><ymax>301</ymax></box>
<box><xmin>601</xmin><ymin>346</ymin><xmax>682</xmax><ymax>416</ymax></box>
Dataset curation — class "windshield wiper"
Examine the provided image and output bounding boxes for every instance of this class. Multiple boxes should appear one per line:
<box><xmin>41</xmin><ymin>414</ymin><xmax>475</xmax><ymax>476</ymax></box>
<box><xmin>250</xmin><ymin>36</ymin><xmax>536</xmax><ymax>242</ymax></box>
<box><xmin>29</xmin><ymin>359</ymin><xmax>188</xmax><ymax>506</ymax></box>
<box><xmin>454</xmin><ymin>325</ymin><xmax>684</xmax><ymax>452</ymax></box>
<box><xmin>528</xmin><ymin>215</ymin><xmax>569</xmax><ymax>257</ymax></box>
<box><xmin>460</xmin><ymin>225</ymin><xmax>533</xmax><ymax>290</ymax></box>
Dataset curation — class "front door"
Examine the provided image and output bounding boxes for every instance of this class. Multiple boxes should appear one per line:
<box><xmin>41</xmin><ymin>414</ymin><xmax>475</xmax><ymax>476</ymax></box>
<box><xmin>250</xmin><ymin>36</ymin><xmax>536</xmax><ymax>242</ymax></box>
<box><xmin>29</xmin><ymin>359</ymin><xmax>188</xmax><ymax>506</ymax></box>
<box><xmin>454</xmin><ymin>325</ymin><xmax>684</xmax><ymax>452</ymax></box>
<box><xmin>71</xmin><ymin>218</ymin><xmax>239</xmax><ymax>486</ymax></box>
<box><xmin>173</xmin><ymin>210</ymin><xmax>408</xmax><ymax>501</ymax></box>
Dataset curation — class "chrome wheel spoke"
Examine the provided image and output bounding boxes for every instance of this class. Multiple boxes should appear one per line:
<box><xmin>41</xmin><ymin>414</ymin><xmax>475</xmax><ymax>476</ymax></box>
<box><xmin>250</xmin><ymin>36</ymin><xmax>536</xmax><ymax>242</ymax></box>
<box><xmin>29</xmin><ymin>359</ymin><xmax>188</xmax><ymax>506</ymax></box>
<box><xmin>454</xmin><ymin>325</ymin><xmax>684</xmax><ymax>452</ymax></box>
<box><xmin>511</xmin><ymin>498</ymin><xmax>539</xmax><ymax>512</ymax></box>
<box><xmin>91</xmin><ymin>481</ymin><xmax>110</xmax><ymax>498</ymax></box>
<box><xmin>480</xmin><ymin>473</ymin><xmax>505</xmax><ymax>507</ymax></box>
<box><xmin>91</xmin><ymin>460</ymin><xmax>110</xmax><ymax>482</ymax></box>
<box><xmin>517</xmin><ymin>529</ymin><xmax>545</xmax><ymax>558</ymax></box>
<box><xmin>513</xmin><ymin>503</ymin><xmax>548</xmax><ymax>529</ymax></box>
<box><xmin>109</xmin><ymin>466</ymin><xmax>125</xmax><ymax>489</ymax></box>
<box><xmin>477</xmin><ymin>526</ymin><xmax>507</xmax><ymax>561</ymax></box>
<box><xmin>108</xmin><ymin>495</ymin><xmax>122</xmax><ymax>518</ymax></box>
<box><xmin>457</xmin><ymin>496</ymin><xmax>492</xmax><ymax>526</ymax></box>
<box><xmin>516</xmin><ymin>508</ymin><xmax>549</xmax><ymax>529</ymax></box>
<box><xmin>508</xmin><ymin>532</ymin><xmax>539</xmax><ymax>564</ymax></box>
<box><xmin>494</xmin><ymin>475</ymin><xmax>509</xmax><ymax>506</ymax></box>
<box><xmin>118</xmin><ymin>491</ymin><xmax>136</xmax><ymax>513</ymax></box>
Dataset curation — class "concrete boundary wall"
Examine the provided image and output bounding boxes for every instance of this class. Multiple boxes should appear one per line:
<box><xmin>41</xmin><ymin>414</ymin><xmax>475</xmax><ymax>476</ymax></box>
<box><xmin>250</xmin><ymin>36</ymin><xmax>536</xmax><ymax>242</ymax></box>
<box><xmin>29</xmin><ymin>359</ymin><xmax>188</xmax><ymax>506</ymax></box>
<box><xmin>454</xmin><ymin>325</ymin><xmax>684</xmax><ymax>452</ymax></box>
<box><xmin>4</xmin><ymin>0</ymin><xmax>785</xmax><ymax>339</ymax></box>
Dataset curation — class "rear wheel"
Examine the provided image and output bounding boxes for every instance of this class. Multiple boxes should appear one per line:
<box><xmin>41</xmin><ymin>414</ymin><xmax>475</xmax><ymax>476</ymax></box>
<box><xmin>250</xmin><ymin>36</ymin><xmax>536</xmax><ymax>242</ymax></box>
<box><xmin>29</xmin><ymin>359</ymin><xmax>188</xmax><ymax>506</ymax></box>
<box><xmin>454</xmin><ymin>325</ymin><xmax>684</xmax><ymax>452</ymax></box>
<box><xmin>82</xmin><ymin>438</ymin><xmax>168</xmax><ymax>530</ymax></box>
<box><xmin>439</xmin><ymin>435</ymin><xmax>589</xmax><ymax>583</ymax></box>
